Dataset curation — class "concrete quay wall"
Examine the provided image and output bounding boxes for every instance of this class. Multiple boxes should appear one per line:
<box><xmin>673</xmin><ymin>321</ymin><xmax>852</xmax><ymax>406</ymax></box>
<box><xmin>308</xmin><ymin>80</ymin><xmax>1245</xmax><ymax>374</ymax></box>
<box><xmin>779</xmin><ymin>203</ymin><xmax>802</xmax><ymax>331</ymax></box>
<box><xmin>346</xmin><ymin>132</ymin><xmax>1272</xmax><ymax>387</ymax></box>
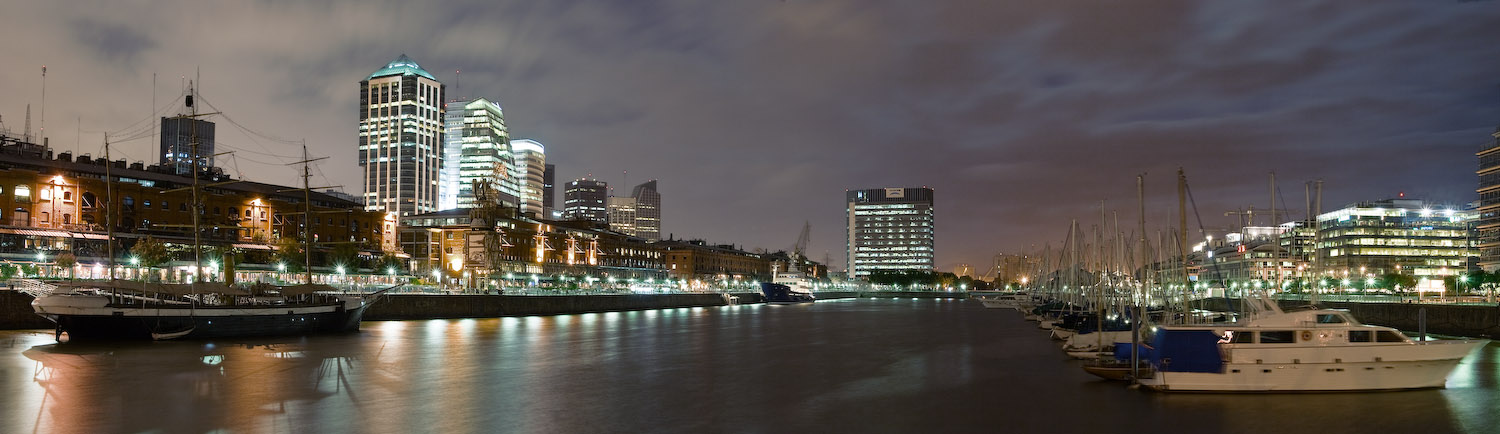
<box><xmin>1195</xmin><ymin>297</ymin><xmax>1500</xmax><ymax>338</ymax></box>
<box><xmin>0</xmin><ymin>291</ymin><xmax>53</xmax><ymax>330</ymax></box>
<box><xmin>1305</xmin><ymin>301</ymin><xmax>1500</xmax><ymax>339</ymax></box>
<box><xmin>364</xmin><ymin>293</ymin><xmax>741</xmax><ymax>320</ymax></box>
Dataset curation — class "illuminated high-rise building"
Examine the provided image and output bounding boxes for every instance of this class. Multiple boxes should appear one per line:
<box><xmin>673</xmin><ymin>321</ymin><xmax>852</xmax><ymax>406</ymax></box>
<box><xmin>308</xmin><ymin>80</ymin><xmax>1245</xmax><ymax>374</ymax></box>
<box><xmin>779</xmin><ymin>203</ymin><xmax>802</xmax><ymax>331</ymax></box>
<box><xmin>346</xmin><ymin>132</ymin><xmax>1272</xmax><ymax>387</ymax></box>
<box><xmin>443</xmin><ymin>98</ymin><xmax>514</xmax><ymax>209</ymax></box>
<box><xmin>1477</xmin><ymin>125</ymin><xmax>1500</xmax><ymax>272</ymax></box>
<box><xmin>359</xmin><ymin>55</ymin><xmax>445</xmax><ymax>216</ymax></box>
<box><xmin>845</xmin><ymin>187</ymin><xmax>935</xmax><ymax>278</ymax></box>
<box><xmin>510</xmin><ymin>139</ymin><xmax>546</xmax><ymax>216</ymax></box>
<box><xmin>563</xmin><ymin>178</ymin><xmax>608</xmax><ymax>224</ymax></box>
<box><xmin>630</xmin><ymin>180</ymin><xmax>661</xmax><ymax>241</ymax></box>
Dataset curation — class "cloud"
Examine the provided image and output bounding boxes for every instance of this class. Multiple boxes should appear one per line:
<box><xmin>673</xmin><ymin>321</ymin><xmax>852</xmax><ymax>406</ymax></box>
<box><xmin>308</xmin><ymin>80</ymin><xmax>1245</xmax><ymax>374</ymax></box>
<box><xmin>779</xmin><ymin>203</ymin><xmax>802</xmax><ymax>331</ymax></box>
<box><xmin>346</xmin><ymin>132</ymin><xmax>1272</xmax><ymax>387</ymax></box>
<box><xmin>2</xmin><ymin>0</ymin><xmax>1499</xmax><ymax>274</ymax></box>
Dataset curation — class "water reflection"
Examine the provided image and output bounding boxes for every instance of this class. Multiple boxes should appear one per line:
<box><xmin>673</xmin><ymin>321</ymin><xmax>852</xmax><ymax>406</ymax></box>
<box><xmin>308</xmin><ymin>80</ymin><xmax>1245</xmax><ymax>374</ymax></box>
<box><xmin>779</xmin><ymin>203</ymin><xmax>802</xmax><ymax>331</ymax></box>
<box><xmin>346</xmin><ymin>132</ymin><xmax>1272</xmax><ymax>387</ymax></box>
<box><xmin>13</xmin><ymin>336</ymin><xmax>366</xmax><ymax>433</ymax></box>
<box><xmin>0</xmin><ymin>300</ymin><xmax>1495</xmax><ymax>433</ymax></box>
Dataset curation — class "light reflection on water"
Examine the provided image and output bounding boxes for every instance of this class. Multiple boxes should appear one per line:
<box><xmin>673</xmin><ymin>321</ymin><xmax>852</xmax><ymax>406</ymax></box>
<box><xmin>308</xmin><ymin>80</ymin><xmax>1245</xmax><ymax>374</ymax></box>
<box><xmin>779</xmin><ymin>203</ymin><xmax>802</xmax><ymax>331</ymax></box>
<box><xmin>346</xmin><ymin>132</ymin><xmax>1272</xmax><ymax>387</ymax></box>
<box><xmin>0</xmin><ymin>299</ymin><xmax>1494</xmax><ymax>433</ymax></box>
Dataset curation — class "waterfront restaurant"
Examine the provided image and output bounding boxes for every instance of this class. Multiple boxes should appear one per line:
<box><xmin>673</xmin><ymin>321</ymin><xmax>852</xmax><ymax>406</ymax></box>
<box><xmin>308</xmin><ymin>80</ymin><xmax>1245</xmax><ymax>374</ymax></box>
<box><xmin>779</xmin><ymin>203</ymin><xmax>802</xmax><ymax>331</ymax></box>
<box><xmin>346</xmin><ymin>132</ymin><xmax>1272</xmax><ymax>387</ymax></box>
<box><xmin>400</xmin><ymin>209</ymin><xmax>666</xmax><ymax>291</ymax></box>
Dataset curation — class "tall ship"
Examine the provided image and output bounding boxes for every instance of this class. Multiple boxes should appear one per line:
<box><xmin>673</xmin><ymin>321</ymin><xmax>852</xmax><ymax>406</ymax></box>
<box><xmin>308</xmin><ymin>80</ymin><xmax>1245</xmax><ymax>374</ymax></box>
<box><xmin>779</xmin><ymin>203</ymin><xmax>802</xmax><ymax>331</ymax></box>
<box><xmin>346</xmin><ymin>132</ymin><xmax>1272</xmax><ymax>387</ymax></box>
<box><xmin>32</xmin><ymin>281</ymin><xmax>390</xmax><ymax>340</ymax></box>
<box><xmin>1133</xmin><ymin>297</ymin><xmax>1487</xmax><ymax>392</ymax></box>
<box><xmin>24</xmin><ymin>84</ymin><xmax>394</xmax><ymax>341</ymax></box>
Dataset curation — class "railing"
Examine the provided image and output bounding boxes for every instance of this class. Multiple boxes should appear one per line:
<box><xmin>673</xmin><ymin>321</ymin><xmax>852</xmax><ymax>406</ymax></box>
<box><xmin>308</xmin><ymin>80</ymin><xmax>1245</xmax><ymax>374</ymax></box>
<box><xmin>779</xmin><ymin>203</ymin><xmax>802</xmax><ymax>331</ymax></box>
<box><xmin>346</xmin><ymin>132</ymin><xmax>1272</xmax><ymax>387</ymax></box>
<box><xmin>10</xmin><ymin>279</ymin><xmax>57</xmax><ymax>298</ymax></box>
<box><xmin>1276</xmin><ymin>293</ymin><xmax>1498</xmax><ymax>306</ymax></box>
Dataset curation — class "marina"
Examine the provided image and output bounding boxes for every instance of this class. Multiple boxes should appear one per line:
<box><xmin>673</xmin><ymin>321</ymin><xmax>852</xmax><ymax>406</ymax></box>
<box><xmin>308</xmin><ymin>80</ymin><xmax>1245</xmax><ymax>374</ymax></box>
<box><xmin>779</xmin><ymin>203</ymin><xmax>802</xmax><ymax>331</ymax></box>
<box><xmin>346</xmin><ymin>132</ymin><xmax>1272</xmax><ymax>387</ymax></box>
<box><xmin>0</xmin><ymin>298</ymin><xmax>1494</xmax><ymax>433</ymax></box>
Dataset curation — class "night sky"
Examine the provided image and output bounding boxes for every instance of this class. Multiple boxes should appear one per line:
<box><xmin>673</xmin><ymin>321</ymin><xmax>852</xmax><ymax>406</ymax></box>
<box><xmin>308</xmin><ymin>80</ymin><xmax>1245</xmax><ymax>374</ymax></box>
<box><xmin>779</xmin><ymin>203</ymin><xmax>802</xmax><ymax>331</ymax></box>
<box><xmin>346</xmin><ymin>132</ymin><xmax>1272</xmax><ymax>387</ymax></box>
<box><xmin>3</xmin><ymin>1</ymin><xmax>1499</xmax><ymax>275</ymax></box>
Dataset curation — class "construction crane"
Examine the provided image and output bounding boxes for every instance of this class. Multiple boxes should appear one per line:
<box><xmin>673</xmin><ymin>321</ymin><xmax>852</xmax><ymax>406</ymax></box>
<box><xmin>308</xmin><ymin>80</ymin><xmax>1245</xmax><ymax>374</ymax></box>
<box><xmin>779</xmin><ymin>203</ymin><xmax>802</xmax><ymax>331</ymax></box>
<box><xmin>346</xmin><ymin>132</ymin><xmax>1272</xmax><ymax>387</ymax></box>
<box><xmin>792</xmin><ymin>221</ymin><xmax>810</xmax><ymax>261</ymax></box>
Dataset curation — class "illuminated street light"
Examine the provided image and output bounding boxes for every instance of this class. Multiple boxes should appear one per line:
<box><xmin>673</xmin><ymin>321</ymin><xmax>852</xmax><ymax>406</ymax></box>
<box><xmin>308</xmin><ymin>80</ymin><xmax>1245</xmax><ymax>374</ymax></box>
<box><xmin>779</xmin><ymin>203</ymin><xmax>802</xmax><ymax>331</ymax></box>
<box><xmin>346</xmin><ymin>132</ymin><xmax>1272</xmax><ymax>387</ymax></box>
<box><xmin>277</xmin><ymin>262</ymin><xmax>286</xmax><ymax>272</ymax></box>
<box><xmin>130</xmin><ymin>257</ymin><xmax>140</xmax><ymax>266</ymax></box>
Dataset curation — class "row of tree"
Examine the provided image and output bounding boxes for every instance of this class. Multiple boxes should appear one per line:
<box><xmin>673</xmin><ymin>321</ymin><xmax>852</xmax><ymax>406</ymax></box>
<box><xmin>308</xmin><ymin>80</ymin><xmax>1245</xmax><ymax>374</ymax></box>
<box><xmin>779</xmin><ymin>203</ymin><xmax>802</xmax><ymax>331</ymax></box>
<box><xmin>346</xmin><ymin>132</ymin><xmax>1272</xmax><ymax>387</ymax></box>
<box><xmin>867</xmin><ymin>270</ymin><xmax>988</xmax><ymax>290</ymax></box>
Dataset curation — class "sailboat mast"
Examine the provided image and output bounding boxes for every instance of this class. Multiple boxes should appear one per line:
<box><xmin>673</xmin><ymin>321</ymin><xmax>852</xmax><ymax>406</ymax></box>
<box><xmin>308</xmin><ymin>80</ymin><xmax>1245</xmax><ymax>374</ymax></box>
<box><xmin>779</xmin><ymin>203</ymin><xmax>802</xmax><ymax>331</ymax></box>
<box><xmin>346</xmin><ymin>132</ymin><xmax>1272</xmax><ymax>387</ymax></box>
<box><xmin>188</xmin><ymin>83</ymin><xmax>203</xmax><ymax>287</ymax></box>
<box><xmin>105</xmin><ymin>134</ymin><xmax>114</xmax><ymax>279</ymax></box>
<box><xmin>303</xmin><ymin>143</ymin><xmax>313</xmax><ymax>285</ymax></box>
<box><xmin>1270</xmin><ymin>172</ymin><xmax>1281</xmax><ymax>291</ymax></box>
<box><xmin>1177</xmin><ymin>168</ymin><xmax>1189</xmax><ymax>323</ymax></box>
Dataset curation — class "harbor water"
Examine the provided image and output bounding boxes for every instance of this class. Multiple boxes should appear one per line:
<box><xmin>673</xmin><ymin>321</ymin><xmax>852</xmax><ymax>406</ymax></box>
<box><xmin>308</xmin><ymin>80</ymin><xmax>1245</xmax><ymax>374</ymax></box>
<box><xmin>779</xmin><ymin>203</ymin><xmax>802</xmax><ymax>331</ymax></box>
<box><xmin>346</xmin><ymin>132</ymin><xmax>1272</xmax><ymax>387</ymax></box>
<box><xmin>0</xmin><ymin>298</ymin><xmax>1494</xmax><ymax>433</ymax></box>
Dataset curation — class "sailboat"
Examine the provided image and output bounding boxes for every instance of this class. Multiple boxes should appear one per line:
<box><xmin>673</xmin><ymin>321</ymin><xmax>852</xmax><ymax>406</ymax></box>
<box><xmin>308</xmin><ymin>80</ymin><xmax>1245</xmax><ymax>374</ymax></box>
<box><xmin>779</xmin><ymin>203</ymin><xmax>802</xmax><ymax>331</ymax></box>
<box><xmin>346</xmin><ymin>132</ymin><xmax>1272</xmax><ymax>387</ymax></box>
<box><xmin>30</xmin><ymin>87</ymin><xmax>393</xmax><ymax>341</ymax></box>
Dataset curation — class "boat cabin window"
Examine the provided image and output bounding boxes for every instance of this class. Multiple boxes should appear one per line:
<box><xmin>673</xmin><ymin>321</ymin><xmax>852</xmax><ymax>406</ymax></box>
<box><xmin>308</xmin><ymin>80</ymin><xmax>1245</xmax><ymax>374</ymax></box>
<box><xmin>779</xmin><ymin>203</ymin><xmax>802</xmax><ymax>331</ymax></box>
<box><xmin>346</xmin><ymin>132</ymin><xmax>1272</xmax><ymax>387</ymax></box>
<box><xmin>1348</xmin><ymin>330</ymin><xmax>1373</xmax><ymax>342</ymax></box>
<box><xmin>1259</xmin><ymin>331</ymin><xmax>1295</xmax><ymax>344</ymax></box>
<box><xmin>1228</xmin><ymin>330</ymin><xmax>1254</xmax><ymax>343</ymax></box>
<box><xmin>1376</xmin><ymin>331</ymin><xmax>1408</xmax><ymax>343</ymax></box>
<box><xmin>1316</xmin><ymin>314</ymin><xmax>1346</xmax><ymax>324</ymax></box>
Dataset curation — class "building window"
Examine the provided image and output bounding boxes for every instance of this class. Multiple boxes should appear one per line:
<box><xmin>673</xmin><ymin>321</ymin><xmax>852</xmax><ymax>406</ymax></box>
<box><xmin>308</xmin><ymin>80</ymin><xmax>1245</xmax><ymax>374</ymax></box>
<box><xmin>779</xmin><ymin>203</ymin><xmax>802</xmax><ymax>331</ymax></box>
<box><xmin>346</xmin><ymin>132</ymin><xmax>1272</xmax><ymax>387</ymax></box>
<box><xmin>14</xmin><ymin>185</ymin><xmax>30</xmax><ymax>203</ymax></box>
<box><xmin>40</xmin><ymin>212</ymin><xmax>49</xmax><ymax>223</ymax></box>
<box><xmin>62</xmin><ymin>214</ymin><xmax>72</xmax><ymax>224</ymax></box>
<box><xmin>144</xmin><ymin>200</ymin><xmax>152</xmax><ymax>208</ymax></box>
<box><xmin>123</xmin><ymin>196</ymin><xmax>135</xmax><ymax>210</ymax></box>
<box><xmin>162</xmin><ymin>201</ymin><xmax>169</xmax><ymax>210</ymax></box>
<box><xmin>63</xmin><ymin>191</ymin><xmax>73</xmax><ymax>202</ymax></box>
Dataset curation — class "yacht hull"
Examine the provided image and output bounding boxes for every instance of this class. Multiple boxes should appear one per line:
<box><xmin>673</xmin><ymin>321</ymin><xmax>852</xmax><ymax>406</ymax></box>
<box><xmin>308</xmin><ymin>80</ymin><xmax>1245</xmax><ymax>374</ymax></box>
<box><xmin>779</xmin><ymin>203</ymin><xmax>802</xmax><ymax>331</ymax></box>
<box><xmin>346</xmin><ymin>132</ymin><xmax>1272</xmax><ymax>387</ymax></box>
<box><xmin>1139</xmin><ymin>358</ymin><xmax>1469</xmax><ymax>392</ymax></box>
<box><xmin>1139</xmin><ymin>340</ymin><xmax>1486</xmax><ymax>392</ymax></box>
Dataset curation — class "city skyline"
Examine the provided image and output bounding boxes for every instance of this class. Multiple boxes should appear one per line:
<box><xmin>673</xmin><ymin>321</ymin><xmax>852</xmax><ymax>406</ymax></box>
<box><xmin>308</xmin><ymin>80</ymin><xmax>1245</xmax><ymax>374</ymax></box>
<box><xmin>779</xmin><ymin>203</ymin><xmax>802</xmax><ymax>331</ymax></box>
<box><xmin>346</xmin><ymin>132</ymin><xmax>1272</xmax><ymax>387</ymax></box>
<box><xmin>3</xmin><ymin>2</ymin><xmax>1500</xmax><ymax>272</ymax></box>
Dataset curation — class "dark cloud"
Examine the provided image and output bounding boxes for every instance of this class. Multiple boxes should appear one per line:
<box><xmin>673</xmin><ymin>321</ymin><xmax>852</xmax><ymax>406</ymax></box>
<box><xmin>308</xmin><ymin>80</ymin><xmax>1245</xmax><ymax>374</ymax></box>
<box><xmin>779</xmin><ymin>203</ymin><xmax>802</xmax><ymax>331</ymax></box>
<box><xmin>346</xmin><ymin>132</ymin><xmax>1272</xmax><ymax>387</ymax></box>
<box><xmin>68</xmin><ymin>18</ymin><xmax>157</xmax><ymax>65</ymax></box>
<box><xmin>3</xmin><ymin>1</ymin><xmax>1500</xmax><ymax>274</ymax></box>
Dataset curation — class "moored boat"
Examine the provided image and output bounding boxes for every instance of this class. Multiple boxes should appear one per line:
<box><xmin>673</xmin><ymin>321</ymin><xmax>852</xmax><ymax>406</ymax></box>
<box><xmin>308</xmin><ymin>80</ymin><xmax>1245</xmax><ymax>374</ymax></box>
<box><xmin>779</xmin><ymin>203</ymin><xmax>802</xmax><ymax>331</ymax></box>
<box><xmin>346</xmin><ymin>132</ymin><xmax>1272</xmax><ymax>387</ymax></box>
<box><xmin>32</xmin><ymin>281</ymin><xmax>393</xmax><ymax>341</ymax></box>
<box><xmin>1134</xmin><ymin>297</ymin><xmax>1488</xmax><ymax>392</ymax></box>
<box><xmin>761</xmin><ymin>282</ymin><xmax>815</xmax><ymax>304</ymax></box>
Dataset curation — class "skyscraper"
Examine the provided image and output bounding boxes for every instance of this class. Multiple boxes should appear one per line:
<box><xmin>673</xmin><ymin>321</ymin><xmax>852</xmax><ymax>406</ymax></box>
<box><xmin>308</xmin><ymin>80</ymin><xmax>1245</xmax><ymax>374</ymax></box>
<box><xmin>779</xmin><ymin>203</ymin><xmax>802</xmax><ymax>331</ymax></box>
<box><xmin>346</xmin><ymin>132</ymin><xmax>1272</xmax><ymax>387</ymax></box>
<box><xmin>845</xmin><ymin>187</ymin><xmax>935</xmax><ymax>278</ymax></box>
<box><xmin>604</xmin><ymin>181</ymin><xmax>661</xmax><ymax>241</ymax></box>
<box><xmin>444</xmin><ymin>98</ymin><xmax>514</xmax><ymax>209</ymax></box>
<box><xmin>607</xmin><ymin>196</ymin><xmax>637</xmax><ymax>235</ymax></box>
<box><xmin>1476</xmin><ymin>125</ymin><xmax>1500</xmax><ymax>271</ymax></box>
<box><xmin>630</xmin><ymin>180</ymin><xmax>661</xmax><ymax>241</ymax></box>
<box><xmin>511</xmin><ymin>139</ymin><xmax>547</xmax><ymax>216</ymax></box>
<box><xmin>159</xmin><ymin>117</ymin><xmax>215</xmax><ymax>176</ymax></box>
<box><xmin>358</xmin><ymin>55</ymin><xmax>444</xmax><ymax>216</ymax></box>
<box><xmin>563</xmin><ymin>178</ymin><xmax>608</xmax><ymax>224</ymax></box>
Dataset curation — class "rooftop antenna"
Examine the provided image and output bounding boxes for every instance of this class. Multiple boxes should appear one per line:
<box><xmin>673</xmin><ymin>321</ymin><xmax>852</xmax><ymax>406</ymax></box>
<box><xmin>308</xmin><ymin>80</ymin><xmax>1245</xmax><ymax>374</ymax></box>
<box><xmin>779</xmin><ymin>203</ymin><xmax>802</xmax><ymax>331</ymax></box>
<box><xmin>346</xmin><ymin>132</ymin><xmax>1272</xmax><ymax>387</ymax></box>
<box><xmin>151</xmin><ymin>72</ymin><xmax>156</xmax><ymax>152</ymax></box>
<box><xmin>39</xmin><ymin>66</ymin><xmax>46</xmax><ymax>141</ymax></box>
<box><xmin>454</xmin><ymin>69</ymin><xmax>460</xmax><ymax>101</ymax></box>
<box><xmin>23</xmin><ymin>104</ymin><xmax>31</xmax><ymax>142</ymax></box>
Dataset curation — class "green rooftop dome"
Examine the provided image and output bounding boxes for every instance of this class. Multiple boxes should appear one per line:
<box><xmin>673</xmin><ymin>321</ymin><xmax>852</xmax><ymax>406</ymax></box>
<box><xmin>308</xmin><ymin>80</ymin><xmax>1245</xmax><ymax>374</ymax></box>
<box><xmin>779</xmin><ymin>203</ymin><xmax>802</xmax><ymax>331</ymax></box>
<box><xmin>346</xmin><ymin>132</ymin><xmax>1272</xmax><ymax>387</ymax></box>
<box><xmin>367</xmin><ymin>54</ymin><xmax>437</xmax><ymax>81</ymax></box>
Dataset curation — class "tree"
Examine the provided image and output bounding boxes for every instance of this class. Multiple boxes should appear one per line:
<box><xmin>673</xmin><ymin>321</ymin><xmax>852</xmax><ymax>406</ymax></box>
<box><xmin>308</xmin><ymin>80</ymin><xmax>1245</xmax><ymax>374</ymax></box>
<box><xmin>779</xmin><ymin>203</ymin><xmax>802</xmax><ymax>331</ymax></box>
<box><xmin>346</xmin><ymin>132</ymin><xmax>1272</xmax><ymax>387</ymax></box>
<box><xmin>129</xmin><ymin>236</ymin><xmax>171</xmax><ymax>281</ymax></box>
<box><xmin>55</xmin><ymin>252</ymin><xmax>77</xmax><ymax>280</ymax></box>
<box><xmin>374</xmin><ymin>253</ymin><xmax>404</xmax><ymax>275</ymax></box>
<box><xmin>329</xmin><ymin>243</ymin><xmax>361</xmax><ymax>272</ymax></box>
<box><xmin>272</xmin><ymin>236</ymin><xmax>306</xmax><ymax>273</ymax></box>
<box><xmin>0</xmin><ymin>263</ymin><xmax>16</xmax><ymax>280</ymax></box>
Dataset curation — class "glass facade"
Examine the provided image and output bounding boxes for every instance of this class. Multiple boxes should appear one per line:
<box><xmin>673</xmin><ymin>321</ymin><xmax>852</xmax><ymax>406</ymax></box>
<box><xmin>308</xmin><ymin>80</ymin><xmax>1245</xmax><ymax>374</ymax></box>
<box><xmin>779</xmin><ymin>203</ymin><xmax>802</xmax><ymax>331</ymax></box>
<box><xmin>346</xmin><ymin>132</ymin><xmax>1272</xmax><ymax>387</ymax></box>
<box><xmin>442</xmin><ymin>98</ymin><xmax>514</xmax><ymax>210</ymax></box>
